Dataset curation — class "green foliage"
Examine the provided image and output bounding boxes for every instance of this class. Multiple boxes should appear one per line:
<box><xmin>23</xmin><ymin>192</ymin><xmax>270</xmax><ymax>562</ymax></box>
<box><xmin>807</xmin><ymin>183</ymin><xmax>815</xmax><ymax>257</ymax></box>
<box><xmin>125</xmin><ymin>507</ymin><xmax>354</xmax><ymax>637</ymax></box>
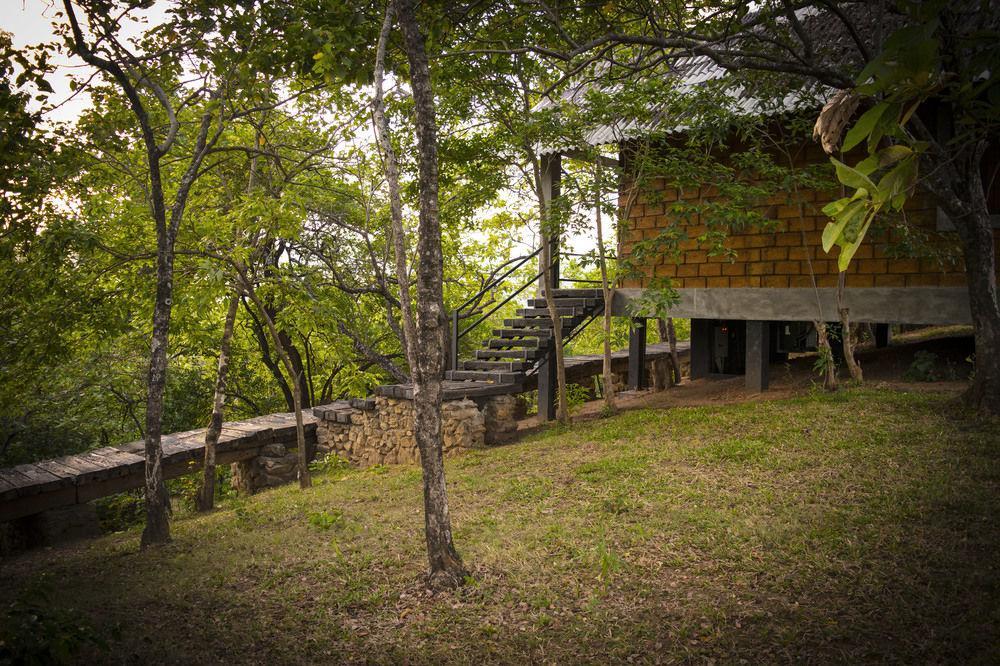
<box><xmin>564</xmin><ymin>383</ymin><xmax>592</xmax><ymax>412</ymax></box>
<box><xmin>307</xmin><ymin>509</ymin><xmax>344</xmax><ymax>531</ymax></box>
<box><xmin>309</xmin><ymin>453</ymin><xmax>353</xmax><ymax>477</ymax></box>
<box><xmin>904</xmin><ymin>350</ymin><xmax>941</xmax><ymax>382</ymax></box>
<box><xmin>94</xmin><ymin>490</ymin><xmax>145</xmax><ymax>533</ymax></box>
<box><xmin>0</xmin><ymin>576</ymin><xmax>105</xmax><ymax>665</ymax></box>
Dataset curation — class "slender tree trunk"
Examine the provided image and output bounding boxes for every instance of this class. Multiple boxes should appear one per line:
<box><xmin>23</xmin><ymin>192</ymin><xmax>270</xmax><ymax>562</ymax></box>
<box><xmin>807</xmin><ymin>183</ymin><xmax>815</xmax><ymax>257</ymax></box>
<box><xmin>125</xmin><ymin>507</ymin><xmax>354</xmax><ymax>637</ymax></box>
<box><xmin>595</xmin><ymin>164</ymin><xmax>616</xmax><ymax>413</ymax></box>
<box><xmin>140</xmin><ymin>183</ymin><xmax>174</xmax><ymax>547</ymax></box>
<box><xmin>837</xmin><ymin>272</ymin><xmax>863</xmax><ymax>382</ymax></box>
<box><xmin>931</xmin><ymin>145</ymin><xmax>1000</xmax><ymax>415</ymax></box>
<box><xmin>374</xmin><ymin>0</ymin><xmax>418</xmax><ymax>373</ymax></box>
<box><xmin>540</xmin><ymin>235</ymin><xmax>570</xmax><ymax>423</ymax></box>
<box><xmin>397</xmin><ymin>0</ymin><xmax>467</xmax><ymax>589</ymax></box>
<box><xmin>197</xmin><ymin>292</ymin><xmax>240</xmax><ymax>512</ymax></box>
<box><xmin>239</xmin><ymin>276</ymin><xmax>311</xmax><ymax>488</ymax></box>
<box><xmin>656</xmin><ymin>318</ymin><xmax>681</xmax><ymax>385</ymax></box>
<box><xmin>667</xmin><ymin>318</ymin><xmax>680</xmax><ymax>384</ymax></box>
<box><xmin>814</xmin><ymin>321</ymin><xmax>839</xmax><ymax>391</ymax></box>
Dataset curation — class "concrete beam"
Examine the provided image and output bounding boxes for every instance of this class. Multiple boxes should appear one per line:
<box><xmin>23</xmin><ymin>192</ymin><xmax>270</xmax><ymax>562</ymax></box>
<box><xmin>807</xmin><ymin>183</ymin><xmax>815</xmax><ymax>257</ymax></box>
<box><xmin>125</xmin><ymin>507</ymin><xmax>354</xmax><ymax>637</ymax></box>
<box><xmin>612</xmin><ymin>287</ymin><xmax>972</xmax><ymax>325</ymax></box>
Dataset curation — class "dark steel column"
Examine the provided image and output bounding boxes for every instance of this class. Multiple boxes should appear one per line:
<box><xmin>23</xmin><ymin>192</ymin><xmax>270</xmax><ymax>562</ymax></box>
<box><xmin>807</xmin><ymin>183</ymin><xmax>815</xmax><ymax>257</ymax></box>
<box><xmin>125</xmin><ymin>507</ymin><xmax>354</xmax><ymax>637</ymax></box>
<box><xmin>690</xmin><ymin>318</ymin><xmax>712</xmax><ymax>379</ymax></box>
<box><xmin>874</xmin><ymin>323</ymin><xmax>891</xmax><ymax>348</ymax></box>
<box><xmin>745</xmin><ymin>320</ymin><xmax>770</xmax><ymax>392</ymax></box>
<box><xmin>627</xmin><ymin>317</ymin><xmax>647</xmax><ymax>390</ymax></box>
<box><xmin>536</xmin><ymin>338</ymin><xmax>557</xmax><ymax>421</ymax></box>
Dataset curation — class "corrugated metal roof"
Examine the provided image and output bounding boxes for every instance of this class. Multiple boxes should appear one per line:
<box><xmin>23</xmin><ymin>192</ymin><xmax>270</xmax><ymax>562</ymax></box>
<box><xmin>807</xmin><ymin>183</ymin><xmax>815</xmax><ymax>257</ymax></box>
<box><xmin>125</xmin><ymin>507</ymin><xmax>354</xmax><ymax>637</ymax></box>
<box><xmin>535</xmin><ymin>52</ymin><xmax>826</xmax><ymax>155</ymax></box>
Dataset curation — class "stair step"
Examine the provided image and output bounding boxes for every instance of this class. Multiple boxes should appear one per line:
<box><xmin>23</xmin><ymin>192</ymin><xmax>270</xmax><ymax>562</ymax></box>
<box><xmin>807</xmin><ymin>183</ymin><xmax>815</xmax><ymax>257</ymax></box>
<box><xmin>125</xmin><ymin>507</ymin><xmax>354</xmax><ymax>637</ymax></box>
<box><xmin>461</xmin><ymin>360</ymin><xmax>531</xmax><ymax>372</ymax></box>
<box><xmin>516</xmin><ymin>307</ymin><xmax>579</xmax><ymax>317</ymax></box>
<box><xmin>446</xmin><ymin>370</ymin><xmax>526</xmax><ymax>383</ymax></box>
<box><xmin>527</xmin><ymin>297</ymin><xmax>599</xmax><ymax>308</ymax></box>
<box><xmin>475</xmin><ymin>348</ymin><xmax>541</xmax><ymax>361</ymax></box>
<box><xmin>503</xmin><ymin>316</ymin><xmax>583</xmax><ymax>329</ymax></box>
<box><xmin>493</xmin><ymin>328</ymin><xmax>552</xmax><ymax>339</ymax></box>
<box><xmin>544</xmin><ymin>288</ymin><xmax>604</xmax><ymax>298</ymax></box>
<box><xmin>487</xmin><ymin>338</ymin><xmax>539</xmax><ymax>349</ymax></box>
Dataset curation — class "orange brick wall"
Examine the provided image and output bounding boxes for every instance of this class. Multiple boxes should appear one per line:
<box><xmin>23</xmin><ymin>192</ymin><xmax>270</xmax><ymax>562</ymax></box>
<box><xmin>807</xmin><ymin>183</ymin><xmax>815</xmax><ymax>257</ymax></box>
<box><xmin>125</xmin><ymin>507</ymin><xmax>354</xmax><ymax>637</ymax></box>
<box><xmin>618</xmin><ymin>143</ymin><xmax>1000</xmax><ymax>289</ymax></box>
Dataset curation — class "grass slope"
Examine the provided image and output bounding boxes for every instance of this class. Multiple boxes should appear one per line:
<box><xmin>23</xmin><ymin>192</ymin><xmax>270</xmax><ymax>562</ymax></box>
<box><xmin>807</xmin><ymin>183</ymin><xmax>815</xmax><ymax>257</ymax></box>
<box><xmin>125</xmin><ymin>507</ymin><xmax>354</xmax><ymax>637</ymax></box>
<box><xmin>2</xmin><ymin>387</ymin><xmax>999</xmax><ymax>664</ymax></box>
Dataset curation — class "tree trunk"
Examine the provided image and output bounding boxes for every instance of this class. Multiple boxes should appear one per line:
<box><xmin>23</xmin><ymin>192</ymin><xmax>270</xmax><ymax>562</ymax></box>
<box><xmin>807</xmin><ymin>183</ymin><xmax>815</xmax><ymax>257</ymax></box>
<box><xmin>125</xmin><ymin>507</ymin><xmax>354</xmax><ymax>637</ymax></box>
<box><xmin>656</xmin><ymin>318</ymin><xmax>681</xmax><ymax>385</ymax></box>
<box><xmin>197</xmin><ymin>292</ymin><xmax>239</xmax><ymax>512</ymax></box>
<box><xmin>374</xmin><ymin>0</ymin><xmax>419</xmax><ymax>373</ymax></box>
<box><xmin>931</xmin><ymin>144</ymin><xmax>1000</xmax><ymax>415</ymax></box>
<box><xmin>814</xmin><ymin>321</ymin><xmax>839</xmax><ymax>391</ymax></box>
<box><xmin>140</xmin><ymin>210</ymin><xmax>174</xmax><ymax>547</ymax></box>
<box><xmin>239</xmin><ymin>275</ymin><xmax>311</xmax><ymax>488</ymax></box>
<box><xmin>540</xmin><ymin>235</ymin><xmax>570</xmax><ymax>423</ymax></box>
<box><xmin>837</xmin><ymin>272</ymin><xmax>863</xmax><ymax>383</ymax></box>
<box><xmin>397</xmin><ymin>0</ymin><xmax>467</xmax><ymax>590</ymax></box>
<box><xmin>595</xmin><ymin>164</ymin><xmax>616</xmax><ymax>414</ymax></box>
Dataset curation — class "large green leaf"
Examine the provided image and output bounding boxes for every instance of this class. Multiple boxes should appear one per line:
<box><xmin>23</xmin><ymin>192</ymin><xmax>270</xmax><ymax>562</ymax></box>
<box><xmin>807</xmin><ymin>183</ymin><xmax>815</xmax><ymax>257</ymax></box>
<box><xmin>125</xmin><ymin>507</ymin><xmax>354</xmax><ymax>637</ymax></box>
<box><xmin>837</xmin><ymin>212</ymin><xmax>874</xmax><ymax>271</ymax></box>
<box><xmin>842</xmin><ymin>102</ymin><xmax>888</xmax><ymax>152</ymax></box>
<box><xmin>830</xmin><ymin>157</ymin><xmax>877</xmax><ymax>193</ymax></box>
<box><xmin>821</xmin><ymin>199</ymin><xmax>865</xmax><ymax>253</ymax></box>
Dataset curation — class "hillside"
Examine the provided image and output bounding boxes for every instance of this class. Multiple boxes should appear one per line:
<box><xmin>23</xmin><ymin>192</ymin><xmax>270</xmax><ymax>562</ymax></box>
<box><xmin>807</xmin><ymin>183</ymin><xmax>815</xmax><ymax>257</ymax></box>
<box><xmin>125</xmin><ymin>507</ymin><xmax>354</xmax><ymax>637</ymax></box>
<box><xmin>2</xmin><ymin>386</ymin><xmax>998</xmax><ymax>664</ymax></box>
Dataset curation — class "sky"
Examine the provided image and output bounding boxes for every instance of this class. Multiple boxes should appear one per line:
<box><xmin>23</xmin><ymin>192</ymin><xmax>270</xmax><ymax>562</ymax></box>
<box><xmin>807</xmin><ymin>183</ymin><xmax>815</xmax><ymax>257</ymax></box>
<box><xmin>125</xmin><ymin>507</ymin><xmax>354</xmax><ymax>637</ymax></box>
<box><xmin>5</xmin><ymin>0</ymin><xmax>168</xmax><ymax>122</ymax></box>
<box><xmin>3</xmin><ymin>0</ymin><xmax>606</xmax><ymax>257</ymax></box>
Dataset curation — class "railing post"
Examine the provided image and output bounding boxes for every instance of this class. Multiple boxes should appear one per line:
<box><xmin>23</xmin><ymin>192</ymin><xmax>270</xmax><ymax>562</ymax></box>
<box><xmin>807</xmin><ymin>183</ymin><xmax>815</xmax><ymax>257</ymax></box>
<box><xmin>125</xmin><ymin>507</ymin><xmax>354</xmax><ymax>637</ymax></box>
<box><xmin>449</xmin><ymin>310</ymin><xmax>459</xmax><ymax>372</ymax></box>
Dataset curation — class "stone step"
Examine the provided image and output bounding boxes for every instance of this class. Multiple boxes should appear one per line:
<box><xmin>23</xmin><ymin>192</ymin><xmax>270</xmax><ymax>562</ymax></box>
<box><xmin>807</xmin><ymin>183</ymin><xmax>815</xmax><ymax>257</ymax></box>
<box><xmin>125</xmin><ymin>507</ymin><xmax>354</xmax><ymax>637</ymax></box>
<box><xmin>493</xmin><ymin>328</ymin><xmax>553</xmax><ymax>339</ymax></box>
<box><xmin>445</xmin><ymin>370</ymin><xmax>526</xmax><ymax>383</ymax></box>
<box><xmin>474</xmin><ymin>348</ymin><xmax>542</xmax><ymax>361</ymax></box>
<box><xmin>487</xmin><ymin>337</ymin><xmax>539</xmax><ymax>349</ymax></box>
<box><xmin>461</xmin><ymin>360</ymin><xmax>532</xmax><ymax>372</ymax></box>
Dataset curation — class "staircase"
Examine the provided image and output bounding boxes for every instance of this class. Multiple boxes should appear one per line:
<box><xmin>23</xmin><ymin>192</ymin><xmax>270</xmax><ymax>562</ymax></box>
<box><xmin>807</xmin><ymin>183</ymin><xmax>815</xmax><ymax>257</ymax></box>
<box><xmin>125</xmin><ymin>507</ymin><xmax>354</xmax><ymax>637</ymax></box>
<box><xmin>445</xmin><ymin>288</ymin><xmax>605</xmax><ymax>389</ymax></box>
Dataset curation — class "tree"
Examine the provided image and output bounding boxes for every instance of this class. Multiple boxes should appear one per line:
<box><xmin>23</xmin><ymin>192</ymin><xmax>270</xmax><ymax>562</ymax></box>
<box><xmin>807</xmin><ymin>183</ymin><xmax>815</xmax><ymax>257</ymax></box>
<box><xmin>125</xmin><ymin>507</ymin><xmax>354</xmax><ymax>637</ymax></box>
<box><xmin>197</xmin><ymin>290</ymin><xmax>239</xmax><ymax>511</ymax></box>
<box><xmin>392</xmin><ymin>0</ymin><xmax>468</xmax><ymax>589</ymax></box>
<box><xmin>61</xmin><ymin>0</ymin><xmax>229</xmax><ymax>545</ymax></box>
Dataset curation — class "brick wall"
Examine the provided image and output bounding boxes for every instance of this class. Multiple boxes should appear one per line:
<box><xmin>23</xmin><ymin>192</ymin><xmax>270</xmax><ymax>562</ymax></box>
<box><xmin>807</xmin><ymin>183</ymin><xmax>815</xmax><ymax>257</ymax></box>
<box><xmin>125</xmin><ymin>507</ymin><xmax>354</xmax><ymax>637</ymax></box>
<box><xmin>619</xmin><ymin>142</ymin><xmax>1000</xmax><ymax>289</ymax></box>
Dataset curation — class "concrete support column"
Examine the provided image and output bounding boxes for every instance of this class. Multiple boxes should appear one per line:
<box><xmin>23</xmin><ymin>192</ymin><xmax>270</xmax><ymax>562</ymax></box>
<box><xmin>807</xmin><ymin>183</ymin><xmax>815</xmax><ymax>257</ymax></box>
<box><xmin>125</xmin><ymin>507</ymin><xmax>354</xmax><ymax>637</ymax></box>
<box><xmin>745</xmin><ymin>320</ymin><xmax>770</xmax><ymax>392</ymax></box>
<box><xmin>536</xmin><ymin>338</ymin><xmax>557</xmax><ymax>421</ymax></box>
<box><xmin>690</xmin><ymin>318</ymin><xmax>712</xmax><ymax>379</ymax></box>
<box><xmin>875</xmin><ymin>323</ymin><xmax>892</xmax><ymax>348</ymax></box>
<box><xmin>627</xmin><ymin>317</ymin><xmax>647</xmax><ymax>390</ymax></box>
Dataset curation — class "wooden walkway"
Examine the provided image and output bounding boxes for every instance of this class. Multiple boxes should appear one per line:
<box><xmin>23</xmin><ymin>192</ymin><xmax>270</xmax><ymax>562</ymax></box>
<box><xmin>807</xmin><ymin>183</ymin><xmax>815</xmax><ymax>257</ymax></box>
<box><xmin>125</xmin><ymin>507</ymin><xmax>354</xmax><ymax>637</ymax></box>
<box><xmin>0</xmin><ymin>342</ymin><xmax>688</xmax><ymax>524</ymax></box>
<box><xmin>0</xmin><ymin>412</ymin><xmax>318</xmax><ymax>523</ymax></box>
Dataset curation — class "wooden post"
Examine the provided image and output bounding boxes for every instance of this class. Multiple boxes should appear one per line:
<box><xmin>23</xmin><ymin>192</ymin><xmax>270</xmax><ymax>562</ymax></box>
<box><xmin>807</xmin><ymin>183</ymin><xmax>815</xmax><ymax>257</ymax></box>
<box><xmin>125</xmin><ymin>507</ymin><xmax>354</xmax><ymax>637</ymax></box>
<box><xmin>540</xmin><ymin>153</ymin><xmax>561</xmax><ymax>291</ymax></box>
<box><xmin>627</xmin><ymin>317</ymin><xmax>647</xmax><ymax>390</ymax></box>
<box><xmin>690</xmin><ymin>318</ymin><xmax>712</xmax><ymax>379</ymax></box>
<box><xmin>745</xmin><ymin>320</ymin><xmax>770</xmax><ymax>392</ymax></box>
<box><xmin>874</xmin><ymin>323</ymin><xmax>891</xmax><ymax>348</ymax></box>
<box><xmin>536</xmin><ymin>337</ymin><xmax>557</xmax><ymax>421</ymax></box>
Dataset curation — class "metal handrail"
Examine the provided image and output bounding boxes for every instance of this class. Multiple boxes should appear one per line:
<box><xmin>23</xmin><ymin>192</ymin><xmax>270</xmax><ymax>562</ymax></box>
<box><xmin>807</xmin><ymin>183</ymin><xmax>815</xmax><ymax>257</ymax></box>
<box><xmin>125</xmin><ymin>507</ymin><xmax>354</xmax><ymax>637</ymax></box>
<box><xmin>447</xmin><ymin>243</ymin><xmax>614</xmax><ymax>371</ymax></box>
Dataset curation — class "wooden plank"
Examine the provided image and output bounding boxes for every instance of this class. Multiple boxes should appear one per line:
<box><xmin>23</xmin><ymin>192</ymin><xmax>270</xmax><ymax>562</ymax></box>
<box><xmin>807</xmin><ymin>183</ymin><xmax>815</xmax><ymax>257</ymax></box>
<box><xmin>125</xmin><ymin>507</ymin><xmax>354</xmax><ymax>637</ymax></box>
<box><xmin>51</xmin><ymin>454</ymin><xmax>108</xmax><ymax>479</ymax></box>
<box><xmin>34</xmin><ymin>459</ymin><xmax>85</xmax><ymax>482</ymax></box>
<box><xmin>0</xmin><ymin>469</ymin><xmax>29</xmax><ymax>500</ymax></box>
<box><xmin>5</xmin><ymin>464</ymin><xmax>66</xmax><ymax>495</ymax></box>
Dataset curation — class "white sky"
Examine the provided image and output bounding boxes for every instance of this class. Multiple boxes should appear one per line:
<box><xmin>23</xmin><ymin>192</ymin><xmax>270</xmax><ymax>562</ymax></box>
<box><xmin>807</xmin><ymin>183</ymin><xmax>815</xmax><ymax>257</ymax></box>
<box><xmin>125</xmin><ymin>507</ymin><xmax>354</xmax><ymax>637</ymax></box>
<box><xmin>4</xmin><ymin>0</ymin><xmax>168</xmax><ymax>122</ymax></box>
<box><xmin>3</xmin><ymin>0</ymin><xmax>604</xmax><ymax>258</ymax></box>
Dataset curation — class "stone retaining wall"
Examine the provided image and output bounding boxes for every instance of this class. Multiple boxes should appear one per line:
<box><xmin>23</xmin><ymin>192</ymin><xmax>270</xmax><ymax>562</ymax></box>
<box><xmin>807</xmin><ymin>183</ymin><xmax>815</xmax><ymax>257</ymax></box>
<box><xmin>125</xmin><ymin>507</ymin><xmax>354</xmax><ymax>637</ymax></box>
<box><xmin>314</xmin><ymin>396</ymin><xmax>490</xmax><ymax>466</ymax></box>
